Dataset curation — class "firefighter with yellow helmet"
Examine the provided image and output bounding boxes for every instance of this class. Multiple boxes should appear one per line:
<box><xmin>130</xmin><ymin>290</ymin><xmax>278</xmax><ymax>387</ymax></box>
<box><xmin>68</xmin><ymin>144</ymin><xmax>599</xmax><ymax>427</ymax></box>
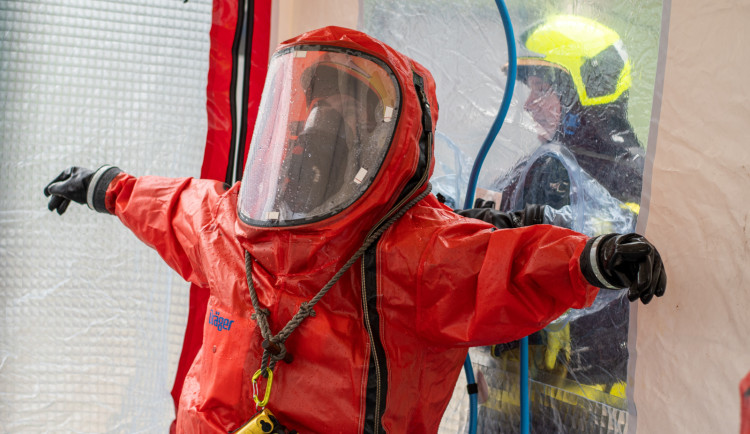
<box><xmin>461</xmin><ymin>17</ymin><xmax>648</xmax><ymax>424</ymax></box>
<box><xmin>501</xmin><ymin>15</ymin><xmax>644</xmax><ymax>209</ymax></box>
<box><xmin>515</xmin><ymin>15</ymin><xmax>643</xmax><ymax>389</ymax></box>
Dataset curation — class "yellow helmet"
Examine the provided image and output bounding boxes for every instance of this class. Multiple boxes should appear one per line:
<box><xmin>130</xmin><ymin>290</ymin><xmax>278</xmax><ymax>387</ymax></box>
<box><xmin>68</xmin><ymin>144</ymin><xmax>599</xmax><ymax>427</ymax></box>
<box><xmin>518</xmin><ymin>15</ymin><xmax>632</xmax><ymax>106</ymax></box>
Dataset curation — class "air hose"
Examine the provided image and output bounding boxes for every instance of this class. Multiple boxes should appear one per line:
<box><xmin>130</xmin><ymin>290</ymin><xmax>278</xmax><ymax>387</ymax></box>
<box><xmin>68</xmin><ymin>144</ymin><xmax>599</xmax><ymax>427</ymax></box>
<box><xmin>460</xmin><ymin>0</ymin><xmax>521</xmax><ymax>433</ymax></box>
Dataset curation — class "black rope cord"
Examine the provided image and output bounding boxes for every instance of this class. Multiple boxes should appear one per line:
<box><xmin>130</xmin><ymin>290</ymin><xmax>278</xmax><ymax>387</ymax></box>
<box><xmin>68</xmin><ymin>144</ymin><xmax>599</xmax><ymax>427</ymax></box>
<box><xmin>245</xmin><ymin>184</ymin><xmax>432</xmax><ymax>373</ymax></box>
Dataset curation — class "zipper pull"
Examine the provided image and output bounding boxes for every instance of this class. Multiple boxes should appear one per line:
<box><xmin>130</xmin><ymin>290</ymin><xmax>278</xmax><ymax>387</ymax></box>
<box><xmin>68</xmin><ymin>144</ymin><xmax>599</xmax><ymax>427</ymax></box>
<box><xmin>412</xmin><ymin>72</ymin><xmax>433</xmax><ymax>133</ymax></box>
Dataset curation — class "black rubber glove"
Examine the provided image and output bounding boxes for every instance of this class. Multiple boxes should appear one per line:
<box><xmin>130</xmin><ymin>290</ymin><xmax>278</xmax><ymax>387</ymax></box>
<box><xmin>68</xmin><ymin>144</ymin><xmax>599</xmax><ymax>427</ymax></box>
<box><xmin>44</xmin><ymin>165</ymin><xmax>122</xmax><ymax>215</ymax></box>
<box><xmin>44</xmin><ymin>166</ymin><xmax>94</xmax><ymax>215</ymax></box>
<box><xmin>456</xmin><ymin>204</ymin><xmax>547</xmax><ymax>229</ymax></box>
<box><xmin>580</xmin><ymin>233</ymin><xmax>667</xmax><ymax>304</ymax></box>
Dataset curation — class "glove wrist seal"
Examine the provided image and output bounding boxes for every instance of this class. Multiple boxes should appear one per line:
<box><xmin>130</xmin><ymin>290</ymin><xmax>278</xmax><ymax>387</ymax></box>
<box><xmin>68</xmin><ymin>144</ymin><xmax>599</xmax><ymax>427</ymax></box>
<box><xmin>87</xmin><ymin>165</ymin><xmax>121</xmax><ymax>213</ymax></box>
<box><xmin>581</xmin><ymin>234</ymin><xmax>621</xmax><ymax>289</ymax></box>
<box><xmin>521</xmin><ymin>204</ymin><xmax>546</xmax><ymax>226</ymax></box>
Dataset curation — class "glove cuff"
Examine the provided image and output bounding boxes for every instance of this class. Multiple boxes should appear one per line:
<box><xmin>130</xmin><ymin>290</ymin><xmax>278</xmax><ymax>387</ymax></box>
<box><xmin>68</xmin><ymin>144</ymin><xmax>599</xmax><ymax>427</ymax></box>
<box><xmin>521</xmin><ymin>204</ymin><xmax>546</xmax><ymax>226</ymax></box>
<box><xmin>580</xmin><ymin>234</ymin><xmax>621</xmax><ymax>289</ymax></box>
<box><xmin>86</xmin><ymin>165</ymin><xmax>122</xmax><ymax>213</ymax></box>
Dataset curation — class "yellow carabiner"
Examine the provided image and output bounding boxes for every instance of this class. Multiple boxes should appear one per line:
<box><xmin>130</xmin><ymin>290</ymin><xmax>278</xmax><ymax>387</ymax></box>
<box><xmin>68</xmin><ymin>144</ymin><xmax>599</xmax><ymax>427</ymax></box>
<box><xmin>252</xmin><ymin>368</ymin><xmax>273</xmax><ymax>408</ymax></box>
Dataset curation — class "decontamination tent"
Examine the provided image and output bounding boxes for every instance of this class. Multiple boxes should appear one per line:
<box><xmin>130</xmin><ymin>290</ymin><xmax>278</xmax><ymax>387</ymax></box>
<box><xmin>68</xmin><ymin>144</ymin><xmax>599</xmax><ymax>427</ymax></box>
<box><xmin>0</xmin><ymin>0</ymin><xmax>748</xmax><ymax>433</ymax></box>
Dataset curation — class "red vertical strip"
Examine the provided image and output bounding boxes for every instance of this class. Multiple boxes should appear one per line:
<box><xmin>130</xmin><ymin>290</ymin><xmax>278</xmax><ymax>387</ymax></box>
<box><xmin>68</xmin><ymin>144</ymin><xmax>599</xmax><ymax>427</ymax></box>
<box><xmin>170</xmin><ymin>0</ymin><xmax>270</xmax><ymax>425</ymax></box>
<box><xmin>169</xmin><ymin>285</ymin><xmax>209</xmax><ymax>428</ymax></box>
<box><xmin>241</xmin><ymin>1</ymin><xmax>272</xmax><ymax>169</ymax></box>
<box><xmin>742</xmin><ymin>371</ymin><xmax>750</xmax><ymax>434</ymax></box>
<box><xmin>200</xmin><ymin>0</ymin><xmax>239</xmax><ymax>182</ymax></box>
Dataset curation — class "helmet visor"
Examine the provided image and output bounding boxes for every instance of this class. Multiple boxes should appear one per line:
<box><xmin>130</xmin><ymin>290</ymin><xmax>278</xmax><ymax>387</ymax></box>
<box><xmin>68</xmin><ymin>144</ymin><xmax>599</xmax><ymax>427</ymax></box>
<box><xmin>238</xmin><ymin>46</ymin><xmax>400</xmax><ymax>226</ymax></box>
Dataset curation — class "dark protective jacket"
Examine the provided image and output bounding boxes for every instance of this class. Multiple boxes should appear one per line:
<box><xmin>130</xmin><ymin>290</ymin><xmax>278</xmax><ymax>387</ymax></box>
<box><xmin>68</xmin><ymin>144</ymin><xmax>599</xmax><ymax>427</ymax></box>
<box><xmin>497</xmin><ymin>101</ymin><xmax>645</xmax><ymax>212</ymax></box>
<box><xmin>559</xmin><ymin>101</ymin><xmax>645</xmax><ymax>204</ymax></box>
<box><xmin>99</xmin><ymin>27</ymin><xmax>598</xmax><ymax>433</ymax></box>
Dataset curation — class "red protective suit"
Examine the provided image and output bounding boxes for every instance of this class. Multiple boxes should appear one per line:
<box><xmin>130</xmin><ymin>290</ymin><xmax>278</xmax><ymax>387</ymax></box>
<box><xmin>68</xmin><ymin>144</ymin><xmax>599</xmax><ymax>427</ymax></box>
<box><xmin>104</xmin><ymin>27</ymin><xmax>598</xmax><ymax>433</ymax></box>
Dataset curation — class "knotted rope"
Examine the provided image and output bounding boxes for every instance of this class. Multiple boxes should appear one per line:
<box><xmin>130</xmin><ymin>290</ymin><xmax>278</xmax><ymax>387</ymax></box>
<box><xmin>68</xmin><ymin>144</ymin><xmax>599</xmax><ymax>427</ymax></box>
<box><xmin>245</xmin><ymin>183</ymin><xmax>432</xmax><ymax>373</ymax></box>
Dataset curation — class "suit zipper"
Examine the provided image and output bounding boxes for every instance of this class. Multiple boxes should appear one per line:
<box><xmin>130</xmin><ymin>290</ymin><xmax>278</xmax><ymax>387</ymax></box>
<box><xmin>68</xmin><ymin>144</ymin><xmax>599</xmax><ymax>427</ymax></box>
<box><xmin>362</xmin><ymin>259</ymin><xmax>383</xmax><ymax>432</ymax></box>
<box><xmin>360</xmin><ymin>71</ymin><xmax>433</xmax><ymax>433</ymax></box>
<box><xmin>226</xmin><ymin>0</ymin><xmax>254</xmax><ymax>185</ymax></box>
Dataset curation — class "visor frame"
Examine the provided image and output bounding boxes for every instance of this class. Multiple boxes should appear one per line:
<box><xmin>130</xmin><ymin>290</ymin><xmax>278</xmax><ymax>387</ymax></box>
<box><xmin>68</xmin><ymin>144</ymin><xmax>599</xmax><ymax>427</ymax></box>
<box><xmin>237</xmin><ymin>44</ymin><xmax>404</xmax><ymax>228</ymax></box>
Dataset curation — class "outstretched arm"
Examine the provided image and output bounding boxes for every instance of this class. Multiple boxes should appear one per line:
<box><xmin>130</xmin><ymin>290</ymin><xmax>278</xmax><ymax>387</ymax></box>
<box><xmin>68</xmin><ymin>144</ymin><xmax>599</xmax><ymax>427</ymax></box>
<box><xmin>415</xmin><ymin>217</ymin><xmax>665</xmax><ymax>347</ymax></box>
<box><xmin>456</xmin><ymin>203</ymin><xmax>666</xmax><ymax>304</ymax></box>
<box><xmin>44</xmin><ymin>165</ymin><xmax>228</xmax><ymax>286</ymax></box>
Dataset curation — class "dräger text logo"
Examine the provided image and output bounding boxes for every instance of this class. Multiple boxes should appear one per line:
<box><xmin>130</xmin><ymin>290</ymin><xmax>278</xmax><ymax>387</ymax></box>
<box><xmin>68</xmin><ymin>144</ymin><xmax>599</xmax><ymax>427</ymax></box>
<box><xmin>208</xmin><ymin>309</ymin><xmax>234</xmax><ymax>331</ymax></box>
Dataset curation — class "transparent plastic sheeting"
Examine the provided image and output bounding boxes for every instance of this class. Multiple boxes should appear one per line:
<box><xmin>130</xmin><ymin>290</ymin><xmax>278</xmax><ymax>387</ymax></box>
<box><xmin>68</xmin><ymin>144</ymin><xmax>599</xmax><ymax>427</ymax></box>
<box><xmin>0</xmin><ymin>0</ymin><xmax>212</xmax><ymax>431</ymax></box>
<box><xmin>362</xmin><ymin>0</ymin><xmax>662</xmax><ymax>432</ymax></box>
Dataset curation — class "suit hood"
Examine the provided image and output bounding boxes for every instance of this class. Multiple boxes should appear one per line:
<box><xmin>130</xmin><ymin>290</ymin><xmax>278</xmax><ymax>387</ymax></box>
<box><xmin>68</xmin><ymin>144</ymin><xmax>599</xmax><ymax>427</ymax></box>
<box><xmin>234</xmin><ymin>26</ymin><xmax>438</xmax><ymax>276</ymax></box>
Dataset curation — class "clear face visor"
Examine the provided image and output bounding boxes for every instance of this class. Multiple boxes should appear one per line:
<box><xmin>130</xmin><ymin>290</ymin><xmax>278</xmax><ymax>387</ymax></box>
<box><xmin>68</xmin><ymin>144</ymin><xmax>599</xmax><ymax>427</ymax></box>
<box><xmin>238</xmin><ymin>46</ymin><xmax>400</xmax><ymax>226</ymax></box>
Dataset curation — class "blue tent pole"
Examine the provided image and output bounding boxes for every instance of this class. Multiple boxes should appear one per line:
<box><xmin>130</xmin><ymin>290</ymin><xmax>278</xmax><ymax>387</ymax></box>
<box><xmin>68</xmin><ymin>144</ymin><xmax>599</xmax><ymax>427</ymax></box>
<box><xmin>460</xmin><ymin>1</ymin><xmax>521</xmax><ymax>433</ymax></box>
<box><xmin>463</xmin><ymin>357</ymin><xmax>478</xmax><ymax>433</ymax></box>
<box><xmin>520</xmin><ymin>336</ymin><xmax>530</xmax><ymax>434</ymax></box>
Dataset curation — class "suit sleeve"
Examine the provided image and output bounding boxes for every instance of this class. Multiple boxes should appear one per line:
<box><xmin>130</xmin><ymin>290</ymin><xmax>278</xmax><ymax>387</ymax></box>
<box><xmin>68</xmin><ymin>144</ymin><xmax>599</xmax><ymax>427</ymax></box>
<box><xmin>104</xmin><ymin>172</ymin><xmax>227</xmax><ymax>286</ymax></box>
<box><xmin>415</xmin><ymin>221</ymin><xmax>599</xmax><ymax>347</ymax></box>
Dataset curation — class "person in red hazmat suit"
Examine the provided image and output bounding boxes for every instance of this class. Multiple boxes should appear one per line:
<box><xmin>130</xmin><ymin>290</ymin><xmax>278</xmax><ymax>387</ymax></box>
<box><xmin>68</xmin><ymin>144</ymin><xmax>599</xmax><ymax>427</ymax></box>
<box><xmin>43</xmin><ymin>27</ymin><xmax>666</xmax><ymax>434</ymax></box>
